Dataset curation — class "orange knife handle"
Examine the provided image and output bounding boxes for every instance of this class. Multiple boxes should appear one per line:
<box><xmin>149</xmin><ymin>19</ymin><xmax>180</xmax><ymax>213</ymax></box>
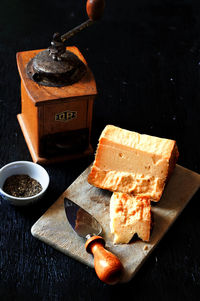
<box><xmin>85</xmin><ymin>236</ymin><xmax>123</xmax><ymax>285</ymax></box>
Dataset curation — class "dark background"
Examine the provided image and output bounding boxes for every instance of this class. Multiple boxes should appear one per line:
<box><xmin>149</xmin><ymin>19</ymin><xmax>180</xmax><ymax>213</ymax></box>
<box><xmin>0</xmin><ymin>0</ymin><xmax>200</xmax><ymax>300</ymax></box>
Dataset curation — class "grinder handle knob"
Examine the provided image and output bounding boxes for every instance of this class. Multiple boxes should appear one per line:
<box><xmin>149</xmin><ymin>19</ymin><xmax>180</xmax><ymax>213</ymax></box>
<box><xmin>86</xmin><ymin>0</ymin><xmax>105</xmax><ymax>21</ymax></box>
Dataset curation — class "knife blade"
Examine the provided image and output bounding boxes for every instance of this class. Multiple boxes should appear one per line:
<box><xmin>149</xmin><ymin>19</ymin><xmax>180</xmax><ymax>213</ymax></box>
<box><xmin>64</xmin><ymin>197</ymin><xmax>123</xmax><ymax>285</ymax></box>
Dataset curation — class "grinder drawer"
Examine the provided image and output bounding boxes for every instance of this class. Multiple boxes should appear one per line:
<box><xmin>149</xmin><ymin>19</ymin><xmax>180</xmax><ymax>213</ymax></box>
<box><xmin>39</xmin><ymin>128</ymin><xmax>89</xmax><ymax>157</ymax></box>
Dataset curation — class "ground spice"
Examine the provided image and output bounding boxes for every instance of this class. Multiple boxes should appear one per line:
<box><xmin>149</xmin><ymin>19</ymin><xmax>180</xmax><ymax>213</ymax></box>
<box><xmin>3</xmin><ymin>174</ymin><xmax>42</xmax><ymax>197</ymax></box>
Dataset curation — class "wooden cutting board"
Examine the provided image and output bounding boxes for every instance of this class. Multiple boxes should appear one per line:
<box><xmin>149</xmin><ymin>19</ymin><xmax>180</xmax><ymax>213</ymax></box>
<box><xmin>31</xmin><ymin>165</ymin><xmax>200</xmax><ymax>283</ymax></box>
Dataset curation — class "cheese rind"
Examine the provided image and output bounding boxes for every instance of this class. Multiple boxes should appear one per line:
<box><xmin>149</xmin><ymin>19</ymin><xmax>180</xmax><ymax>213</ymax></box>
<box><xmin>110</xmin><ymin>192</ymin><xmax>151</xmax><ymax>244</ymax></box>
<box><xmin>88</xmin><ymin>125</ymin><xmax>179</xmax><ymax>201</ymax></box>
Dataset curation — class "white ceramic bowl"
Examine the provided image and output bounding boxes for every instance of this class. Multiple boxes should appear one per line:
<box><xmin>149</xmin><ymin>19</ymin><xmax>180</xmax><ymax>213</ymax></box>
<box><xmin>0</xmin><ymin>161</ymin><xmax>50</xmax><ymax>206</ymax></box>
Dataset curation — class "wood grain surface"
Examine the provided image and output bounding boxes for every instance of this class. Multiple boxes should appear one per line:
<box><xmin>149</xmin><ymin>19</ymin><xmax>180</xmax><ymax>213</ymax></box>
<box><xmin>31</xmin><ymin>165</ymin><xmax>200</xmax><ymax>283</ymax></box>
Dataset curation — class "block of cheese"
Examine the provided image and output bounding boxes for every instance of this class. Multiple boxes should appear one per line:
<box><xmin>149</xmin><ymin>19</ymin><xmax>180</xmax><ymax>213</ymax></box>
<box><xmin>110</xmin><ymin>192</ymin><xmax>151</xmax><ymax>244</ymax></box>
<box><xmin>88</xmin><ymin>125</ymin><xmax>179</xmax><ymax>201</ymax></box>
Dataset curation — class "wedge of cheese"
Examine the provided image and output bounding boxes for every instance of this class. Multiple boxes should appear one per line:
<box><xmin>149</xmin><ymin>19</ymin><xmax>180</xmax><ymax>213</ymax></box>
<box><xmin>110</xmin><ymin>192</ymin><xmax>151</xmax><ymax>244</ymax></box>
<box><xmin>88</xmin><ymin>125</ymin><xmax>179</xmax><ymax>201</ymax></box>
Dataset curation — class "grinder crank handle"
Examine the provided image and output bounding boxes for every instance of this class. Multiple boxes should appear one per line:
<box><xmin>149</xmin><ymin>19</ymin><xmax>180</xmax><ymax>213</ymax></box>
<box><xmin>86</xmin><ymin>0</ymin><xmax>105</xmax><ymax>21</ymax></box>
<box><xmin>61</xmin><ymin>0</ymin><xmax>105</xmax><ymax>42</ymax></box>
<box><xmin>85</xmin><ymin>235</ymin><xmax>123</xmax><ymax>285</ymax></box>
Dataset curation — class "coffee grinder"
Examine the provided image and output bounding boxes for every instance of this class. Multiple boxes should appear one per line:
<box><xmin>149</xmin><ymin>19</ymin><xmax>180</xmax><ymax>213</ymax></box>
<box><xmin>16</xmin><ymin>0</ymin><xmax>105</xmax><ymax>164</ymax></box>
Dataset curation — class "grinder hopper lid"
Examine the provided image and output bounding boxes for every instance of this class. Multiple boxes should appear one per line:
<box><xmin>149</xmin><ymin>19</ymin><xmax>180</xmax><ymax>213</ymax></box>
<box><xmin>26</xmin><ymin>0</ymin><xmax>105</xmax><ymax>87</ymax></box>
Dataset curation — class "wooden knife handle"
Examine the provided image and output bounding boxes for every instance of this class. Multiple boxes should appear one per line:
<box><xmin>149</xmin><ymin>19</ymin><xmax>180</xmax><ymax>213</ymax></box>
<box><xmin>85</xmin><ymin>236</ymin><xmax>123</xmax><ymax>285</ymax></box>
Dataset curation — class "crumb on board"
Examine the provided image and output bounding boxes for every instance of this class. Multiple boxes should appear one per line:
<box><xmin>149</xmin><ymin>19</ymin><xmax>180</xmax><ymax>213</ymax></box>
<box><xmin>143</xmin><ymin>245</ymin><xmax>148</xmax><ymax>251</ymax></box>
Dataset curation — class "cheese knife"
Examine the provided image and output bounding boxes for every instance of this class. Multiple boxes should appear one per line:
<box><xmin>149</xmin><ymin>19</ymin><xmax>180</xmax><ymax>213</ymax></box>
<box><xmin>64</xmin><ymin>197</ymin><xmax>123</xmax><ymax>284</ymax></box>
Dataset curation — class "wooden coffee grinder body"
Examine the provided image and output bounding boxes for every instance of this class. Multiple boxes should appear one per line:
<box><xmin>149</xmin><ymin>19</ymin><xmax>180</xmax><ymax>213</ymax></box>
<box><xmin>17</xmin><ymin>47</ymin><xmax>97</xmax><ymax>164</ymax></box>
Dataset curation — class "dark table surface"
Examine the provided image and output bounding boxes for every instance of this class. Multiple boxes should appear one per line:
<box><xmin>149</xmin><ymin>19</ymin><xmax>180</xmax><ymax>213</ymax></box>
<box><xmin>0</xmin><ymin>0</ymin><xmax>200</xmax><ymax>300</ymax></box>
